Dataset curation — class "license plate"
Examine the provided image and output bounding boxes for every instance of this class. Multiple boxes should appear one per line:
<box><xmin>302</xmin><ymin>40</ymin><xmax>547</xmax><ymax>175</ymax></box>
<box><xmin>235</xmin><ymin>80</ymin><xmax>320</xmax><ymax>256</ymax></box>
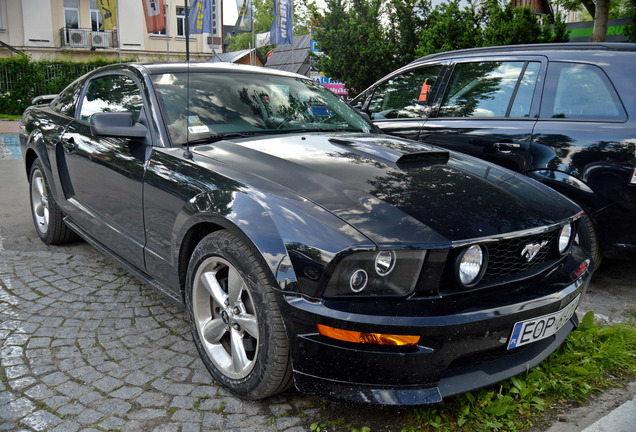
<box><xmin>507</xmin><ymin>294</ymin><xmax>581</xmax><ymax>350</ymax></box>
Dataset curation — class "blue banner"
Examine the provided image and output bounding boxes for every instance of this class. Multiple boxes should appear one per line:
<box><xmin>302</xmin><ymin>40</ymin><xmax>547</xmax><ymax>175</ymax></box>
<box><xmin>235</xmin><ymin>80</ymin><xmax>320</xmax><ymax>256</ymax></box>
<box><xmin>270</xmin><ymin>0</ymin><xmax>293</xmax><ymax>45</ymax></box>
<box><xmin>189</xmin><ymin>0</ymin><xmax>211</xmax><ymax>34</ymax></box>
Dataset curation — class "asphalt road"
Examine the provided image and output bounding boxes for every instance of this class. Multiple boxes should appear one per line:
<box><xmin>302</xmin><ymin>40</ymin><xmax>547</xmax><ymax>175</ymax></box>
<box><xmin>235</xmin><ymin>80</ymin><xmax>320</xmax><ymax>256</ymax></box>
<box><xmin>1</xmin><ymin>129</ymin><xmax>635</xmax><ymax>431</ymax></box>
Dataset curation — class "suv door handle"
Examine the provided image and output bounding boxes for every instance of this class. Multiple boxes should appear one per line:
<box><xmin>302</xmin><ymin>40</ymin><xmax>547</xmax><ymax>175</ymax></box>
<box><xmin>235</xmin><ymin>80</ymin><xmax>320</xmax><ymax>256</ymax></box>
<box><xmin>494</xmin><ymin>142</ymin><xmax>521</xmax><ymax>153</ymax></box>
<box><xmin>61</xmin><ymin>134</ymin><xmax>77</xmax><ymax>153</ymax></box>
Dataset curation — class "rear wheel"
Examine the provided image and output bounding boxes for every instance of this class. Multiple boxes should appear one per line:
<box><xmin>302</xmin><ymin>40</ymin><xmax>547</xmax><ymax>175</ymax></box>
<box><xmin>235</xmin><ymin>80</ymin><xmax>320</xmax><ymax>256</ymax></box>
<box><xmin>29</xmin><ymin>159</ymin><xmax>77</xmax><ymax>245</ymax></box>
<box><xmin>185</xmin><ymin>230</ymin><xmax>292</xmax><ymax>399</ymax></box>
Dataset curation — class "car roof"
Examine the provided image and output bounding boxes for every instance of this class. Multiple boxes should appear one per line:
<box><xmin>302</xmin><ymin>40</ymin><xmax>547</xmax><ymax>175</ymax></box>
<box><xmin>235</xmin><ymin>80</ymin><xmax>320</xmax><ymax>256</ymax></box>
<box><xmin>130</xmin><ymin>61</ymin><xmax>309</xmax><ymax>80</ymax></box>
<box><xmin>410</xmin><ymin>42</ymin><xmax>636</xmax><ymax>64</ymax></box>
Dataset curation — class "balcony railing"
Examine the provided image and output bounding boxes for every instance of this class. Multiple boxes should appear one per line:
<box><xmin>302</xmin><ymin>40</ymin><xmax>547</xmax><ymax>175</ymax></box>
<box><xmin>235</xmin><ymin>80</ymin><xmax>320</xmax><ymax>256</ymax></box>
<box><xmin>59</xmin><ymin>28</ymin><xmax>118</xmax><ymax>49</ymax></box>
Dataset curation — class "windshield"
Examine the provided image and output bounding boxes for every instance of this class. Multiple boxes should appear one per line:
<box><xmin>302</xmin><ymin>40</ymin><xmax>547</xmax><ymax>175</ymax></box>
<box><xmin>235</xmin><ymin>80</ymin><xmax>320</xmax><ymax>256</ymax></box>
<box><xmin>150</xmin><ymin>71</ymin><xmax>372</xmax><ymax>146</ymax></box>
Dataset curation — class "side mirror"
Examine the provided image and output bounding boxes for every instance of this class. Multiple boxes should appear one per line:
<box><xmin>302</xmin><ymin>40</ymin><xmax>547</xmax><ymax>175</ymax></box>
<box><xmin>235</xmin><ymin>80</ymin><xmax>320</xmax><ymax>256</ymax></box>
<box><xmin>32</xmin><ymin>94</ymin><xmax>58</xmax><ymax>105</ymax></box>
<box><xmin>90</xmin><ymin>112</ymin><xmax>148</xmax><ymax>139</ymax></box>
<box><xmin>357</xmin><ymin>110</ymin><xmax>372</xmax><ymax>123</ymax></box>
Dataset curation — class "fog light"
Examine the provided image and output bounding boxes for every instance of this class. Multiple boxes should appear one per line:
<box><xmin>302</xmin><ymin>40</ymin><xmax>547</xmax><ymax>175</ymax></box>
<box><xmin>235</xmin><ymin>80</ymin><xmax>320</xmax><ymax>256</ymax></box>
<box><xmin>375</xmin><ymin>251</ymin><xmax>396</xmax><ymax>276</ymax></box>
<box><xmin>317</xmin><ymin>324</ymin><xmax>420</xmax><ymax>346</ymax></box>
<box><xmin>458</xmin><ymin>245</ymin><xmax>484</xmax><ymax>286</ymax></box>
<box><xmin>349</xmin><ymin>269</ymin><xmax>368</xmax><ymax>292</ymax></box>
<box><xmin>559</xmin><ymin>224</ymin><xmax>573</xmax><ymax>254</ymax></box>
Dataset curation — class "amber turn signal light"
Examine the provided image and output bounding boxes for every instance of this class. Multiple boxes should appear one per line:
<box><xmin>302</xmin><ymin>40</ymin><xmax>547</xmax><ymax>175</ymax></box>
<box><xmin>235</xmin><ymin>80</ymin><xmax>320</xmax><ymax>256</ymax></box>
<box><xmin>317</xmin><ymin>324</ymin><xmax>420</xmax><ymax>346</ymax></box>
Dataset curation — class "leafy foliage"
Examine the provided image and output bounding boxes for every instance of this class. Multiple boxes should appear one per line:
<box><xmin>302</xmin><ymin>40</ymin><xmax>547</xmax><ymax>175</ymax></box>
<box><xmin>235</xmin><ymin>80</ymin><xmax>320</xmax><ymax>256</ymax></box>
<box><xmin>400</xmin><ymin>312</ymin><xmax>635</xmax><ymax>432</ymax></box>
<box><xmin>622</xmin><ymin>0</ymin><xmax>636</xmax><ymax>41</ymax></box>
<box><xmin>314</xmin><ymin>0</ymin><xmax>569</xmax><ymax>95</ymax></box>
<box><xmin>0</xmin><ymin>56</ymin><xmax>121</xmax><ymax>116</ymax></box>
<box><xmin>416</xmin><ymin>1</ymin><xmax>482</xmax><ymax>57</ymax></box>
<box><xmin>315</xmin><ymin>0</ymin><xmax>396</xmax><ymax>95</ymax></box>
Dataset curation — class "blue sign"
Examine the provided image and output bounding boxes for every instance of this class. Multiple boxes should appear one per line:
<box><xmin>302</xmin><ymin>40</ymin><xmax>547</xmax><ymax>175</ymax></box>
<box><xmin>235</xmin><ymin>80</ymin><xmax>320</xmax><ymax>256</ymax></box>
<box><xmin>270</xmin><ymin>0</ymin><xmax>293</xmax><ymax>45</ymax></box>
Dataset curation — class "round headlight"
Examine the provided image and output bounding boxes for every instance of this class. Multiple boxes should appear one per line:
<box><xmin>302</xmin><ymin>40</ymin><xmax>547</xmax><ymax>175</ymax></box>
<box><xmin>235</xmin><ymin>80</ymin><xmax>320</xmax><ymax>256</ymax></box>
<box><xmin>458</xmin><ymin>245</ymin><xmax>484</xmax><ymax>286</ymax></box>
<box><xmin>375</xmin><ymin>251</ymin><xmax>396</xmax><ymax>276</ymax></box>
<box><xmin>349</xmin><ymin>269</ymin><xmax>368</xmax><ymax>292</ymax></box>
<box><xmin>558</xmin><ymin>223</ymin><xmax>573</xmax><ymax>254</ymax></box>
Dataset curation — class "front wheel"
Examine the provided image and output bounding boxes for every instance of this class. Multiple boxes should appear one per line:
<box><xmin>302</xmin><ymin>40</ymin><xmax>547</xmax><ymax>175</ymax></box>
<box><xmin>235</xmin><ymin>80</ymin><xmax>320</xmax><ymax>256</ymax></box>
<box><xmin>576</xmin><ymin>210</ymin><xmax>601</xmax><ymax>267</ymax></box>
<box><xmin>185</xmin><ymin>230</ymin><xmax>292</xmax><ymax>399</ymax></box>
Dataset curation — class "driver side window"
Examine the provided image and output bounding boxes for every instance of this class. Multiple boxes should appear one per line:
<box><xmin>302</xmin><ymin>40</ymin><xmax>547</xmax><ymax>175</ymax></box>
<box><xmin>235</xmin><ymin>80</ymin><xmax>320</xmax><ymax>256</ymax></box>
<box><xmin>368</xmin><ymin>66</ymin><xmax>442</xmax><ymax>120</ymax></box>
<box><xmin>80</xmin><ymin>74</ymin><xmax>144</xmax><ymax>122</ymax></box>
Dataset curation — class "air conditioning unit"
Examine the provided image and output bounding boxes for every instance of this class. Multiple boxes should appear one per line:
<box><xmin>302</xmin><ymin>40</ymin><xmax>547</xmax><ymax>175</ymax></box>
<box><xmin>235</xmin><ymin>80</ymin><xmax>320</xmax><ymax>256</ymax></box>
<box><xmin>67</xmin><ymin>29</ymin><xmax>84</xmax><ymax>47</ymax></box>
<box><xmin>91</xmin><ymin>32</ymin><xmax>109</xmax><ymax>48</ymax></box>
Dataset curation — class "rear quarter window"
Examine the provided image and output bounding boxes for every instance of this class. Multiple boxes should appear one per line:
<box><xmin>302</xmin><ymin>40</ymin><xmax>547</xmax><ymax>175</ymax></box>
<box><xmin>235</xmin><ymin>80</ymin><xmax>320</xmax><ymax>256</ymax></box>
<box><xmin>540</xmin><ymin>62</ymin><xmax>626</xmax><ymax>121</ymax></box>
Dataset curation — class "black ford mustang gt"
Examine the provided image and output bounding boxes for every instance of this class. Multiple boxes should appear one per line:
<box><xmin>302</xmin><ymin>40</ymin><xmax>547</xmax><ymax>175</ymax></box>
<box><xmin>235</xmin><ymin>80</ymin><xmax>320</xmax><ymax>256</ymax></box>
<box><xmin>20</xmin><ymin>63</ymin><xmax>592</xmax><ymax>407</ymax></box>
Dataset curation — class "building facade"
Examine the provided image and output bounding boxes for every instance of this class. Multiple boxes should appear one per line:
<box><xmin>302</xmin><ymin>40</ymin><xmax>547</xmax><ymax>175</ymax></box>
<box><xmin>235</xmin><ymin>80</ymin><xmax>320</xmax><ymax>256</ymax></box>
<box><xmin>0</xmin><ymin>0</ymin><xmax>222</xmax><ymax>61</ymax></box>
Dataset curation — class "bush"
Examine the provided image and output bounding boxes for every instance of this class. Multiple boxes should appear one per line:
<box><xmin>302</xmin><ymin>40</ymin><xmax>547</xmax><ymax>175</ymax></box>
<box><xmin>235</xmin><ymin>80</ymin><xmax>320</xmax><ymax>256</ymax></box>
<box><xmin>0</xmin><ymin>56</ymin><xmax>120</xmax><ymax>116</ymax></box>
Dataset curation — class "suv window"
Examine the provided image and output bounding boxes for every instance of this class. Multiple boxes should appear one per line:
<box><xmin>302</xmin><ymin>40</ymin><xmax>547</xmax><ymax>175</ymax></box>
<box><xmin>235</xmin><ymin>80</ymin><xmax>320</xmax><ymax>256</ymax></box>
<box><xmin>438</xmin><ymin>61</ymin><xmax>539</xmax><ymax>118</ymax></box>
<box><xmin>540</xmin><ymin>62</ymin><xmax>626</xmax><ymax>121</ymax></box>
<box><xmin>79</xmin><ymin>74</ymin><xmax>143</xmax><ymax>122</ymax></box>
<box><xmin>368</xmin><ymin>66</ymin><xmax>442</xmax><ymax>120</ymax></box>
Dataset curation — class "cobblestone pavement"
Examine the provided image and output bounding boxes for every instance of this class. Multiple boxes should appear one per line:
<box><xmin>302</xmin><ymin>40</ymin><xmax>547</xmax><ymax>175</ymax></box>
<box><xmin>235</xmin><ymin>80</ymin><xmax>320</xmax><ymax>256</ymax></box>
<box><xmin>0</xmin><ymin>246</ymin><xmax>326</xmax><ymax>432</ymax></box>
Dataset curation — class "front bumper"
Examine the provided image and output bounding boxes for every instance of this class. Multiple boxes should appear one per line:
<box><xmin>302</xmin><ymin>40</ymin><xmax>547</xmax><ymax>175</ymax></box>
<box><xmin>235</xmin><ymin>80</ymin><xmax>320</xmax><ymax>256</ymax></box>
<box><xmin>279</xmin><ymin>257</ymin><xmax>591</xmax><ymax>407</ymax></box>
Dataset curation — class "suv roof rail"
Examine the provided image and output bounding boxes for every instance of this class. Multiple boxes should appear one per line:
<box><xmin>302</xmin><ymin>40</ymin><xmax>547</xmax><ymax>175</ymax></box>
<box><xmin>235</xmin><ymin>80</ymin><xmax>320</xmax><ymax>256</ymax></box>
<box><xmin>410</xmin><ymin>42</ymin><xmax>636</xmax><ymax>64</ymax></box>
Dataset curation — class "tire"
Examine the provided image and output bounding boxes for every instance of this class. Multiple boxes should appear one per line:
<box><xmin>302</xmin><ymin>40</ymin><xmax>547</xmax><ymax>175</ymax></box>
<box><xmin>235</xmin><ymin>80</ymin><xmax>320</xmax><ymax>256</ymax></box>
<box><xmin>185</xmin><ymin>230</ymin><xmax>293</xmax><ymax>399</ymax></box>
<box><xmin>29</xmin><ymin>159</ymin><xmax>78</xmax><ymax>245</ymax></box>
<box><xmin>576</xmin><ymin>210</ymin><xmax>601</xmax><ymax>266</ymax></box>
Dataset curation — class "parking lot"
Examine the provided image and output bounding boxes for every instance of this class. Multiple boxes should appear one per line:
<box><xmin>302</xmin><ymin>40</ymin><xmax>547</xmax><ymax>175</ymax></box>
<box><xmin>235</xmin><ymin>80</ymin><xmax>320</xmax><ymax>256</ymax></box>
<box><xmin>1</xmin><ymin>123</ymin><xmax>634</xmax><ymax>431</ymax></box>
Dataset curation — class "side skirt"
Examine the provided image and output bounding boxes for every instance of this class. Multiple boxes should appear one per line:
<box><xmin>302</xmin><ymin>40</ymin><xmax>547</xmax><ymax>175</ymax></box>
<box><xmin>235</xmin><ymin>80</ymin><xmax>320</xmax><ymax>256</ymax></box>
<box><xmin>63</xmin><ymin>217</ymin><xmax>184</xmax><ymax>308</ymax></box>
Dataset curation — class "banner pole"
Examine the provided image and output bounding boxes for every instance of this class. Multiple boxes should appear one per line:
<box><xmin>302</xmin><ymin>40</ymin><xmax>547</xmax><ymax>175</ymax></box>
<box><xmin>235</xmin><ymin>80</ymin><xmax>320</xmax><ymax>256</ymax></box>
<box><xmin>165</xmin><ymin>0</ymin><xmax>170</xmax><ymax>61</ymax></box>
<box><xmin>252</xmin><ymin>0</ymin><xmax>255</xmax><ymax>65</ymax></box>
<box><xmin>116</xmin><ymin>0</ymin><xmax>121</xmax><ymax>61</ymax></box>
<box><xmin>185</xmin><ymin>1</ymin><xmax>190</xmax><ymax>62</ymax></box>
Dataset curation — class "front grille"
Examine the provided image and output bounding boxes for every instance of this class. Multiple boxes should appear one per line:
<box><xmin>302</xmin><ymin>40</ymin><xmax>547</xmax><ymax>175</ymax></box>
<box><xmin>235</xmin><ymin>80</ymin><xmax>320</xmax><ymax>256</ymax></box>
<box><xmin>437</xmin><ymin>225</ymin><xmax>569</xmax><ymax>293</ymax></box>
<box><xmin>482</xmin><ymin>229</ymin><xmax>558</xmax><ymax>282</ymax></box>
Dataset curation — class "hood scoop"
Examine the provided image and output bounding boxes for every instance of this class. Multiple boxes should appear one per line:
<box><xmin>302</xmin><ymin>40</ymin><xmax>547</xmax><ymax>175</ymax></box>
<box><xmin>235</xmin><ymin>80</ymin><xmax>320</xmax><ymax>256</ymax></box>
<box><xmin>329</xmin><ymin>136</ymin><xmax>449</xmax><ymax>169</ymax></box>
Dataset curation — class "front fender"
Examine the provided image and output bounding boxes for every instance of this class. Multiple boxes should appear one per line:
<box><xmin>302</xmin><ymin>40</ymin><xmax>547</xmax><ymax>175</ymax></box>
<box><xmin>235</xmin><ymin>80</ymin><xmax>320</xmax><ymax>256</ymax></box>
<box><xmin>173</xmin><ymin>187</ymin><xmax>376</xmax><ymax>298</ymax></box>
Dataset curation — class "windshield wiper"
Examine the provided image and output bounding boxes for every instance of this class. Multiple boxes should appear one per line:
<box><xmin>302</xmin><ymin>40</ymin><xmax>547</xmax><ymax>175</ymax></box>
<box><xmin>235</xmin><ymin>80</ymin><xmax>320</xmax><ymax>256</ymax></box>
<box><xmin>186</xmin><ymin>132</ymin><xmax>259</xmax><ymax>145</ymax></box>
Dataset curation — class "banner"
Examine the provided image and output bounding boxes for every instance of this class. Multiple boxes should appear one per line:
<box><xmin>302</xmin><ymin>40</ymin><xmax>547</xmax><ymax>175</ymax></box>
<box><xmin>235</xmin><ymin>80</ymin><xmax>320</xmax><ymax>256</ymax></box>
<box><xmin>270</xmin><ymin>0</ymin><xmax>293</xmax><ymax>45</ymax></box>
<box><xmin>233</xmin><ymin>0</ymin><xmax>252</xmax><ymax>33</ymax></box>
<box><xmin>96</xmin><ymin>0</ymin><xmax>118</xmax><ymax>30</ymax></box>
<box><xmin>141</xmin><ymin>0</ymin><xmax>165</xmax><ymax>33</ymax></box>
<box><xmin>189</xmin><ymin>0</ymin><xmax>212</xmax><ymax>34</ymax></box>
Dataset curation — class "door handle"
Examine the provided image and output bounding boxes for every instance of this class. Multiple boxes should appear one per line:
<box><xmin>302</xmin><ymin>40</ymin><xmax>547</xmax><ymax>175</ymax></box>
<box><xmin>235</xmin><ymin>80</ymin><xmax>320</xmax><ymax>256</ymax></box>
<box><xmin>61</xmin><ymin>134</ymin><xmax>77</xmax><ymax>153</ymax></box>
<box><xmin>494</xmin><ymin>142</ymin><xmax>521</xmax><ymax>153</ymax></box>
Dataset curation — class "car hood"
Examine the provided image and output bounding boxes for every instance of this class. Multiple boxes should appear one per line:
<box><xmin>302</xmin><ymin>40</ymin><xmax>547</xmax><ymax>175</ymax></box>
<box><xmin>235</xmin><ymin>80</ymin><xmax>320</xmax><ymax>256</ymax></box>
<box><xmin>193</xmin><ymin>133</ymin><xmax>580</xmax><ymax>246</ymax></box>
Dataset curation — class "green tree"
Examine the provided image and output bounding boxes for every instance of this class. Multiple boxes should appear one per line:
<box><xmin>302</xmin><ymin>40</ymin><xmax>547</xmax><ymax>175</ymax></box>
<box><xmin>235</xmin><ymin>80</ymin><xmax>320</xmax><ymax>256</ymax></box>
<box><xmin>554</xmin><ymin>0</ymin><xmax>611</xmax><ymax>41</ymax></box>
<box><xmin>227</xmin><ymin>0</ymin><xmax>274</xmax><ymax>54</ymax></box>
<box><xmin>314</xmin><ymin>0</ymin><xmax>396</xmax><ymax>95</ymax></box>
<box><xmin>481</xmin><ymin>0</ymin><xmax>568</xmax><ymax>45</ymax></box>
<box><xmin>294</xmin><ymin>1</ymin><xmax>319</xmax><ymax>35</ymax></box>
<box><xmin>621</xmin><ymin>0</ymin><xmax>636</xmax><ymax>41</ymax></box>
<box><xmin>386</xmin><ymin>0</ymin><xmax>431</xmax><ymax>66</ymax></box>
<box><xmin>416</xmin><ymin>1</ymin><xmax>482</xmax><ymax>57</ymax></box>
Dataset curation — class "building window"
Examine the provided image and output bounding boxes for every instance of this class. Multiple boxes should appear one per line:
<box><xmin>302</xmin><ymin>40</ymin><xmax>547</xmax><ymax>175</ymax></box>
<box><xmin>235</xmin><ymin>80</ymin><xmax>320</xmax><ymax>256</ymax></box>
<box><xmin>176</xmin><ymin>6</ymin><xmax>185</xmax><ymax>37</ymax></box>
<box><xmin>90</xmin><ymin>0</ymin><xmax>103</xmax><ymax>31</ymax></box>
<box><xmin>153</xmin><ymin>3</ymin><xmax>168</xmax><ymax>35</ymax></box>
<box><xmin>64</xmin><ymin>0</ymin><xmax>80</xmax><ymax>29</ymax></box>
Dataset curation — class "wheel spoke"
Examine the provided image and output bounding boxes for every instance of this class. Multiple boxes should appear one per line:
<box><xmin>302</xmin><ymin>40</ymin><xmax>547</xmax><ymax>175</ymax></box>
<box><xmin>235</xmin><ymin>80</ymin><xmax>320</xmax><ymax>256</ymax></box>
<box><xmin>227</xmin><ymin>267</ymin><xmax>244</xmax><ymax>306</ymax></box>
<box><xmin>35</xmin><ymin>176</ymin><xmax>45</xmax><ymax>198</ymax></box>
<box><xmin>201</xmin><ymin>271</ymin><xmax>227</xmax><ymax>307</ymax></box>
<box><xmin>202</xmin><ymin>317</ymin><xmax>227</xmax><ymax>344</ymax></box>
<box><xmin>33</xmin><ymin>201</ymin><xmax>43</xmax><ymax>217</ymax></box>
<box><xmin>234</xmin><ymin>314</ymin><xmax>258</xmax><ymax>339</ymax></box>
<box><xmin>230</xmin><ymin>328</ymin><xmax>249</xmax><ymax>373</ymax></box>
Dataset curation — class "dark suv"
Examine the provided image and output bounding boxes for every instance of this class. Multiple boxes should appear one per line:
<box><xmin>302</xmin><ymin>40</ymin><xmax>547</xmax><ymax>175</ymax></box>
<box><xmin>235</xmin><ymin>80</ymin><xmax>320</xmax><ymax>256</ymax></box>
<box><xmin>353</xmin><ymin>43</ymin><xmax>636</xmax><ymax>262</ymax></box>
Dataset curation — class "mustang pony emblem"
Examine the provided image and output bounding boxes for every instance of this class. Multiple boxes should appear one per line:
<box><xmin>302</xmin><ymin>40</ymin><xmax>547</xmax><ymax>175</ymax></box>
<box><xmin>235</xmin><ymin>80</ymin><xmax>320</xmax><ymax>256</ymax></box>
<box><xmin>521</xmin><ymin>240</ymin><xmax>549</xmax><ymax>262</ymax></box>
